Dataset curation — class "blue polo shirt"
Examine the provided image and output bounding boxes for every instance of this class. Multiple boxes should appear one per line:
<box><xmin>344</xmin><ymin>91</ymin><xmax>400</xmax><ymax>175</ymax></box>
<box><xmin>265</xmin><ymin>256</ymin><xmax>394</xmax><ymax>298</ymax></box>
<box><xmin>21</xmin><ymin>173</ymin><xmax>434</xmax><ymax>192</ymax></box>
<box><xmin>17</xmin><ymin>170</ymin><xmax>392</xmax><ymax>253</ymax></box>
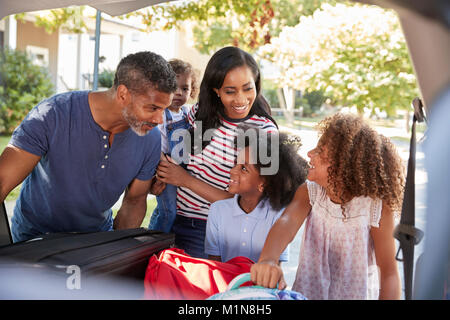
<box><xmin>9</xmin><ymin>91</ymin><xmax>161</xmax><ymax>241</ymax></box>
<box><xmin>205</xmin><ymin>195</ymin><xmax>289</xmax><ymax>263</ymax></box>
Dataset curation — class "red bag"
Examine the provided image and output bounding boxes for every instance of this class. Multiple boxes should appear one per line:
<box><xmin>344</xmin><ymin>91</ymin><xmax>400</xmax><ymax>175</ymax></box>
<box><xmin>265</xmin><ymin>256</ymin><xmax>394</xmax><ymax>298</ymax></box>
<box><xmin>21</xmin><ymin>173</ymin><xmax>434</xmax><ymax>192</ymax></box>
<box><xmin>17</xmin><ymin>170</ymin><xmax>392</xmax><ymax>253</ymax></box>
<box><xmin>144</xmin><ymin>248</ymin><xmax>254</xmax><ymax>300</ymax></box>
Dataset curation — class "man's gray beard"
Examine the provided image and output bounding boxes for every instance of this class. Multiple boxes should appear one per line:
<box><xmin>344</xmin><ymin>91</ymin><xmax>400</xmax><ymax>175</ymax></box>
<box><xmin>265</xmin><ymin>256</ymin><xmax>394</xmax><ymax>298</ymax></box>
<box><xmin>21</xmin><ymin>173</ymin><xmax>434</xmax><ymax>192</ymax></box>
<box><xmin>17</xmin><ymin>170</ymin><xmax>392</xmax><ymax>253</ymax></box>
<box><xmin>122</xmin><ymin>106</ymin><xmax>147</xmax><ymax>136</ymax></box>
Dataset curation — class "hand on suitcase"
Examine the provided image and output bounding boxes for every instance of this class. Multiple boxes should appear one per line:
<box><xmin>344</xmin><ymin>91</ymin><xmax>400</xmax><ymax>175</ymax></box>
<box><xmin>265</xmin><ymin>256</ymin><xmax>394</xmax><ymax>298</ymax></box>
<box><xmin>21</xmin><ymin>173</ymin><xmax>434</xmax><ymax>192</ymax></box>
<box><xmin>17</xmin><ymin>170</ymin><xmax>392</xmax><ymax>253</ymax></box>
<box><xmin>250</xmin><ymin>260</ymin><xmax>287</xmax><ymax>290</ymax></box>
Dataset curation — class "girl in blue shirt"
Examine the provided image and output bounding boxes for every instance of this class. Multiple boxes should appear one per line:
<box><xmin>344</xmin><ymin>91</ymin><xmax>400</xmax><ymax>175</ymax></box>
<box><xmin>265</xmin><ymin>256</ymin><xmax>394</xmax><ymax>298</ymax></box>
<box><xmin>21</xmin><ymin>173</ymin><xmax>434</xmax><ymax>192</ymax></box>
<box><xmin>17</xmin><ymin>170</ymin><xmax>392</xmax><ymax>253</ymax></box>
<box><xmin>205</xmin><ymin>125</ymin><xmax>309</xmax><ymax>262</ymax></box>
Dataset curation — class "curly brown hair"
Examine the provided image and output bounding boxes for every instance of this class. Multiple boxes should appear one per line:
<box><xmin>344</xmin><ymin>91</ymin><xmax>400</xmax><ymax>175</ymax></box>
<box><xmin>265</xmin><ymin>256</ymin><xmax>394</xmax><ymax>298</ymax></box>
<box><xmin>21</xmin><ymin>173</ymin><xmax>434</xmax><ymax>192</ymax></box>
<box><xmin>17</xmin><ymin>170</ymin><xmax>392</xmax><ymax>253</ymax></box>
<box><xmin>168</xmin><ymin>58</ymin><xmax>199</xmax><ymax>100</ymax></box>
<box><xmin>316</xmin><ymin>113</ymin><xmax>405</xmax><ymax>215</ymax></box>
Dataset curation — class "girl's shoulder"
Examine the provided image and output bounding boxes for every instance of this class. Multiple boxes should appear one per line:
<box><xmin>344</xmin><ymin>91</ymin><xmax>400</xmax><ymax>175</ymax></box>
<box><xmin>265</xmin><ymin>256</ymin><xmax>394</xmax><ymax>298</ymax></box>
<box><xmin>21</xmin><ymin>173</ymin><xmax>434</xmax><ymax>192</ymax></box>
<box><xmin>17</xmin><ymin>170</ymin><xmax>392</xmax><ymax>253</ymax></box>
<box><xmin>305</xmin><ymin>180</ymin><xmax>326</xmax><ymax>206</ymax></box>
<box><xmin>210</xmin><ymin>195</ymin><xmax>238</xmax><ymax>212</ymax></box>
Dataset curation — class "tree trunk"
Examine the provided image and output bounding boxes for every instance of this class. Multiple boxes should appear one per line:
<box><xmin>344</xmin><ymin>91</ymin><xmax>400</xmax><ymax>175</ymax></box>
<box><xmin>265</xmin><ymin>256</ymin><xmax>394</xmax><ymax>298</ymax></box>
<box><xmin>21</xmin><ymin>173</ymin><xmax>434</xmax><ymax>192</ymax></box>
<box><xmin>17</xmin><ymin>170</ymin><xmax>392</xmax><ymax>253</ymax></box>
<box><xmin>405</xmin><ymin>109</ymin><xmax>411</xmax><ymax>133</ymax></box>
<box><xmin>277</xmin><ymin>86</ymin><xmax>295</xmax><ymax>125</ymax></box>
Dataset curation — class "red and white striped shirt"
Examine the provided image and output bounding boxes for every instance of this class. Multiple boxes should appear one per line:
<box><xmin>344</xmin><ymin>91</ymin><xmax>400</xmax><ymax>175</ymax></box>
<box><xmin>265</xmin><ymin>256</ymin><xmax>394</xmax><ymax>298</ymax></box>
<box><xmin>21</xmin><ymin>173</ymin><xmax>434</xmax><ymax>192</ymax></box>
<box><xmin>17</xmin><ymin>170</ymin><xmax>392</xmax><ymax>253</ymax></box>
<box><xmin>176</xmin><ymin>103</ymin><xmax>278</xmax><ymax>220</ymax></box>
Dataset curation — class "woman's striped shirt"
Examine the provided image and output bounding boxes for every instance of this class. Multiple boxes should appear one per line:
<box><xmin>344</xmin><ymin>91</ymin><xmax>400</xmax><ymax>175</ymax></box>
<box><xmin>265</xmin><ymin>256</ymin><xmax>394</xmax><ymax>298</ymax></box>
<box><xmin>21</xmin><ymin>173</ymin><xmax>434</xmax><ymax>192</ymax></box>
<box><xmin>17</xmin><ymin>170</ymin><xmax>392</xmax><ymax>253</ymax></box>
<box><xmin>176</xmin><ymin>103</ymin><xmax>278</xmax><ymax>220</ymax></box>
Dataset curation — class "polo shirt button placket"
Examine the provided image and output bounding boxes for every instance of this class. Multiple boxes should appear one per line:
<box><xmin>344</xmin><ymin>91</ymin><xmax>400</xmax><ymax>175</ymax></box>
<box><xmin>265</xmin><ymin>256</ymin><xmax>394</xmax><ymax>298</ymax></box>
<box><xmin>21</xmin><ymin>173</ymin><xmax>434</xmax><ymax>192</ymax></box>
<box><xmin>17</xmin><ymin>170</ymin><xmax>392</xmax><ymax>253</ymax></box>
<box><xmin>241</xmin><ymin>217</ymin><xmax>250</xmax><ymax>254</ymax></box>
<box><xmin>101</xmin><ymin>134</ymin><xmax>109</xmax><ymax>170</ymax></box>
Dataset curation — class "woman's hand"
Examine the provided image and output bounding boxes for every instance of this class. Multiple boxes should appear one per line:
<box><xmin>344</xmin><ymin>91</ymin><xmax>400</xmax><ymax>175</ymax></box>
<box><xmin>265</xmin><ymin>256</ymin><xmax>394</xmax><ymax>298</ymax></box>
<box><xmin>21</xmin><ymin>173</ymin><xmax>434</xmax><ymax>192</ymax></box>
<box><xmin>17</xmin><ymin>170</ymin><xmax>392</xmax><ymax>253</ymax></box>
<box><xmin>148</xmin><ymin>176</ymin><xmax>166</xmax><ymax>195</ymax></box>
<box><xmin>156</xmin><ymin>155</ymin><xmax>191</xmax><ymax>187</ymax></box>
<box><xmin>157</xmin><ymin>155</ymin><xmax>233</xmax><ymax>203</ymax></box>
<box><xmin>250</xmin><ymin>260</ymin><xmax>287</xmax><ymax>290</ymax></box>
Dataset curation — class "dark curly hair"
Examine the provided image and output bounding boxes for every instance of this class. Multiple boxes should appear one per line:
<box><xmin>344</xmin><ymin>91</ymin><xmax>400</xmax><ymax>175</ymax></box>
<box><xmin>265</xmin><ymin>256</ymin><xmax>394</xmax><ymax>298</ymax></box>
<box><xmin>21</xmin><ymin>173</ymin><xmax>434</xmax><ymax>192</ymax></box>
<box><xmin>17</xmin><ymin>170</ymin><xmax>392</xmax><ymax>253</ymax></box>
<box><xmin>235</xmin><ymin>124</ymin><xmax>309</xmax><ymax>211</ymax></box>
<box><xmin>168</xmin><ymin>58</ymin><xmax>199</xmax><ymax>100</ymax></box>
<box><xmin>316</xmin><ymin>113</ymin><xmax>405</xmax><ymax>214</ymax></box>
<box><xmin>113</xmin><ymin>51</ymin><xmax>177</xmax><ymax>94</ymax></box>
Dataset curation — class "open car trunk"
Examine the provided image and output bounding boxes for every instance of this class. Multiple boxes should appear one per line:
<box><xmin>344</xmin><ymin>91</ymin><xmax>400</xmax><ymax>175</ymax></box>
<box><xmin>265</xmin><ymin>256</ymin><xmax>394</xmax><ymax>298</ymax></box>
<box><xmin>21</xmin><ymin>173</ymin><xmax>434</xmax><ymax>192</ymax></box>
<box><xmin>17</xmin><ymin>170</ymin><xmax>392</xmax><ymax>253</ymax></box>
<box><xmin>0</xmin><ymin>228</ymin><xmax>174</xmax><ymax>299</ymax></box>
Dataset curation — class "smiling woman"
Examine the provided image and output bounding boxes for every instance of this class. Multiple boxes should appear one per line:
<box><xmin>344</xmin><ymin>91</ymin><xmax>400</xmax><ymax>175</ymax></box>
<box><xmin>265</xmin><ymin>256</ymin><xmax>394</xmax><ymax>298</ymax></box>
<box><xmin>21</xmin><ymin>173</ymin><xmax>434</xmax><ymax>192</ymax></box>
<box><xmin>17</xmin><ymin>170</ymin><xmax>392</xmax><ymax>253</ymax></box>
<box><xmin>213</xmin><ymin>65</ymin><xmax>257</xmax><ymax>119</ymax></box>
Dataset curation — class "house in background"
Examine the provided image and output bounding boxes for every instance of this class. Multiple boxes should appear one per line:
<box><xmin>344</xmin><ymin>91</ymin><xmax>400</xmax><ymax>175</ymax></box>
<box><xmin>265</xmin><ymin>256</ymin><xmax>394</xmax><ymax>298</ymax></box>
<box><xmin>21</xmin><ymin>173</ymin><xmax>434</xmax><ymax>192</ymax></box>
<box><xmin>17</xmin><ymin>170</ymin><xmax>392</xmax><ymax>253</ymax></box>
<box><xmin>0</xmin><ymin>8</ymin><xmax>210</xmax><ymax>94</ymax></box>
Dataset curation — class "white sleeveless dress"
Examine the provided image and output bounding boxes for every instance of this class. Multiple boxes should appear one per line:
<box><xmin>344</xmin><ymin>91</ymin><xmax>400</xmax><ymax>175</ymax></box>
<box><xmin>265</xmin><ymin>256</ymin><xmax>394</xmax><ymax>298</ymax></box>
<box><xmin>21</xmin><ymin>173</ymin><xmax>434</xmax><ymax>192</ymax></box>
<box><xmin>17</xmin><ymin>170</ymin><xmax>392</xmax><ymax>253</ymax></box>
<box><xmin>292</xmin><ymin>181</ymin><xmax>382</xmax><ymax>300</ymax></box>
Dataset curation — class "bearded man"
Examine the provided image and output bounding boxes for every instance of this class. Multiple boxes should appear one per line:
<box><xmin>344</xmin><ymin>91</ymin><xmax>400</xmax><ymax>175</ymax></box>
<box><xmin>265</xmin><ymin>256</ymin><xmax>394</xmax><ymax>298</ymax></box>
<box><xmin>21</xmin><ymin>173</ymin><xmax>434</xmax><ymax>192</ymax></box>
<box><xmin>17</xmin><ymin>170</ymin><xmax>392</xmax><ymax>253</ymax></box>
<box><xmin>0</xmin><ymin>51</ymin><xmax>177</xmax><ymax>242</ymax></box>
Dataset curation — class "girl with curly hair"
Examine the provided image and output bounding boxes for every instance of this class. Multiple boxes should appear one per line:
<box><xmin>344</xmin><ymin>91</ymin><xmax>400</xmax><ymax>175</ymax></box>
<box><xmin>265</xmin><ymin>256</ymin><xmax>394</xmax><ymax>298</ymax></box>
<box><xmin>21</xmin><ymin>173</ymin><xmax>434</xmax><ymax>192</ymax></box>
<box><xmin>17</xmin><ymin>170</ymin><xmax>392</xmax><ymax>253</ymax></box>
<box><xmin>205</xmin><ymin>126</ymin><xmax>309</xmax><ymax>263</ymax></box>
<box><xmin>250</xmin><ymin>113</ymin><xmax>405</xmax><ymax>300</ymax></box>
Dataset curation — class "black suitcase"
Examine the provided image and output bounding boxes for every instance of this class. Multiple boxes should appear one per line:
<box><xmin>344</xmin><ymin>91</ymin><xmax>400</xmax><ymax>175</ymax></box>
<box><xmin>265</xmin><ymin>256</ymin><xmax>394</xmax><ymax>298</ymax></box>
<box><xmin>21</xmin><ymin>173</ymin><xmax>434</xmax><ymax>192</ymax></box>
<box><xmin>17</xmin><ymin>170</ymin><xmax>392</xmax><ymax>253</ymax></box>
<box><xmin>0</xmin><ymin>228</ymin><xmax>174</xmax><ymax>299</ymax></box>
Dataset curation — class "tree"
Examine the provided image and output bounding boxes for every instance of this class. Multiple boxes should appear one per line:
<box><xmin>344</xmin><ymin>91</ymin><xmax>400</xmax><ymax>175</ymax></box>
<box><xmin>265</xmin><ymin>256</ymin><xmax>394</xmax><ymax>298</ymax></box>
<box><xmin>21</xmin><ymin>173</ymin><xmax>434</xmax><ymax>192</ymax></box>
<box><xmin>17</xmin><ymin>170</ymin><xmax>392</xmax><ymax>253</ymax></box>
<box><xmin>0</xmin><ymin>48</ymin><xmax>55</xmax><ymax>134</ymax></box>
<box><xmin>15</xmin><ymin>1</ymin><xmax>336</xmax><ymax>55</ymax></box>
<box><xmin>261</xmin><ymin>3</ymin><xmax>419</xmax><ymax>117</ymax></box>
<box><xmin>132</xmin><ymin>0</ymin><xmax>336</xmax><ymax>54</ymax></box>
<box><xmin>15</xmin><ymin>7</ymin><xmax>88</xmax><ymax>34</ymax></box>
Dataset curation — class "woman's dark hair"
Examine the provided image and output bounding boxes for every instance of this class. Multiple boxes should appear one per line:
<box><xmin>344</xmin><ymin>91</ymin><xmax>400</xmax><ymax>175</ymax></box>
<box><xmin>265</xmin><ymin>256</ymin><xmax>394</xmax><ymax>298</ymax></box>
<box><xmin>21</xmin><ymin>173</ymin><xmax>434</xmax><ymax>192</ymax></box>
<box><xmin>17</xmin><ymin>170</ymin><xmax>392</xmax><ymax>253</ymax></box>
<box><xmin>192</xmin><ymin>46</ymin><xmax>277</xmax><ymax>152</ymax></box>
<box><xmin>113</xmin><ymin>51</ymin><xmax>177</xmax><ymax>95</ymax></box>
<box><xmin>234</xmin><ymin>124</ymin><xmax>309</xmax><ymax>211</ymax></box>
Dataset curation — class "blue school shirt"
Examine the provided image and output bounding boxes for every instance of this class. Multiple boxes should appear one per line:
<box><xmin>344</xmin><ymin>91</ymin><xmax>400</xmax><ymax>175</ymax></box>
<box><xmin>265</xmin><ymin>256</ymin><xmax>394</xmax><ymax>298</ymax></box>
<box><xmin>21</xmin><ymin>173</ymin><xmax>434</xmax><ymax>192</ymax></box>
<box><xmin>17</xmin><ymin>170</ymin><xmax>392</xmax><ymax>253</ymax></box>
<box><xmin>205</xmin><ymin>195</ymin><xmax>289</xmax><ymax>263</ymax></box>
<box><xmin>9</xmin><ymin>91</ymin><xmax>161</xmax><ymax>237</ymax></box>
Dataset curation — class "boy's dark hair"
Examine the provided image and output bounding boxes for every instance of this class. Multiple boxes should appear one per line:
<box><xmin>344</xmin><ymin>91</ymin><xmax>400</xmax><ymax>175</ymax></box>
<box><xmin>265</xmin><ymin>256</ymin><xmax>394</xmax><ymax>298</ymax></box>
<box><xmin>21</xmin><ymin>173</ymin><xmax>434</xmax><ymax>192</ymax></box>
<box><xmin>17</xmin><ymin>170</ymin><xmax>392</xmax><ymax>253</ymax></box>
<box><xmin>192</xmin><ymin>46</ymin><xmax>277</xmax><ymax>153</ymax></box>
<box><xmin>235</xmin><ymin>124</ymin><xmax>309</xmax><ymax>211</ymax></box>
<box><xmin>113</xmin><ymin>51</ymin><xmax>177</xmax><ymax>95</ymax></box>
<box><xmin>168</xmin><ymin>58</ymin><xmax>199</xmax><ymax>100</ymax></box>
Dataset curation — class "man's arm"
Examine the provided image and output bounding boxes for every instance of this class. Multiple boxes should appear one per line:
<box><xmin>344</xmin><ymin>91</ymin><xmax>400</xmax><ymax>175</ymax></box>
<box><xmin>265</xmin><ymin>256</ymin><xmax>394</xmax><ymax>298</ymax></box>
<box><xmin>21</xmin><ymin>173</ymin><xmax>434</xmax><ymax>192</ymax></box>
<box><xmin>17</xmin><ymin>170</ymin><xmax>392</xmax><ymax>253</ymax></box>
<box><xmin>113</xmin><ymin>178</ymin><xmax>152</xmax><ymax>230</ymax></box>
<box><xmin>0</xmin><ymin>145</ymin><xmax>41</xmax><ymax>202</ymax></box>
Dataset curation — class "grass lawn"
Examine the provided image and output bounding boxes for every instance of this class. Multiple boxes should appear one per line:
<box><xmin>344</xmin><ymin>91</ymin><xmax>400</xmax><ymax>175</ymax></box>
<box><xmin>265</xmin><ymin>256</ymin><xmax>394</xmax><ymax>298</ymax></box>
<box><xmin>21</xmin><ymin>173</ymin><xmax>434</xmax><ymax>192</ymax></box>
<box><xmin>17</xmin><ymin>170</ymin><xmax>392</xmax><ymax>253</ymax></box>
<box><xmin>0</xmin><ymin>135</ymin><xmax>11</xmax><ymax>150</ymax></box>
<box><xmin>0</xmin><ymin>135</ymin><xmax>22</xmax><ymax>201</ymax></box>
<box><xmin>273</xmin><ymin>115</ymin><xmax>322</xmax><ymax>129</ymax></box>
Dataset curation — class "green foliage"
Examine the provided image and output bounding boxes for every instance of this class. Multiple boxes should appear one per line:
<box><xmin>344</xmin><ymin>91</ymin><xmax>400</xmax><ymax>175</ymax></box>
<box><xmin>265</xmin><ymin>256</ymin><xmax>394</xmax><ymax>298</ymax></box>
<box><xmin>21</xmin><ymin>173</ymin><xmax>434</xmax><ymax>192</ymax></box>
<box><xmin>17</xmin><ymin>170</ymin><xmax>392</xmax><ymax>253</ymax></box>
<box><xmin>300</xmin><ymin>89</ymin><xmax>327</xmax><ymax>116</ymax></box>
<box><xmin>15</xmin><ymin>7</ymin><xmax>87</xmax><ymax>34</ymax></box>
<box><xmin>0</xmin><ymin>48</ymin><xmax>55</xmax><ymax>134</ymax></box>
<box><xmin>262</xmin><ymin>79</ymin><xmax>327</xmax><ymax>117</ymax></box>
<box><xmin>304</xmin><ymin>89</ymin><xmax>326</xmax><ymax>110</ymax></box>
<box><xmin>132</xmin><ymin>0</ymin><xmax>336</xmax><ymax>54</ymax></box>
<box><xmin>98</xmin><ymin>69</ymin><xmax>115</xmax><ymax>88</ymax></box>
<box><xmin>262</xmin><ymin>79</ymin><xmax>280</xmax><ymax>108</ymax></box>
<box><xmin>16</xmin><ymin>1</ymin><xmax>336</xmax><ymax>54</ymax></box>
<box><xmin>262</xmin><ymin>3</ymin><xmax>419</xmax><ymax>116</ymax></box>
